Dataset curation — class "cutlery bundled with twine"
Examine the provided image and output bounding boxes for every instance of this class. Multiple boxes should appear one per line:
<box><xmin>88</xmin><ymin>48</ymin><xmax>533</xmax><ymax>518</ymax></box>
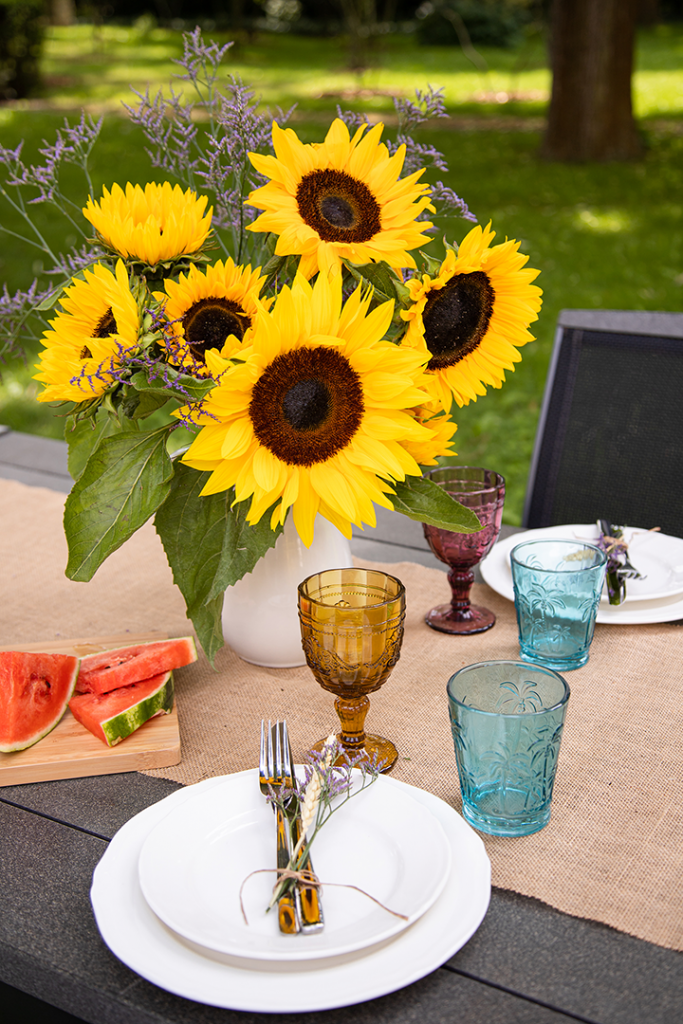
<box><xmin>259</xmin><ymin>719</ymin><xmax>324</xmax><ymax>934</ymax></box>
<box><xmin>597</xmin><ymin>520</ymin><xmax>648</xmax><ymax>605</ymax></box>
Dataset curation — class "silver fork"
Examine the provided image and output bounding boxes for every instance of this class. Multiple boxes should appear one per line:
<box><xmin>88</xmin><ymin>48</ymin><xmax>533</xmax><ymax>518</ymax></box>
<box><xmin>259</xmin><ymin>719</ymin><xmax>300</xmax><ymax>934</ymax></box>
<box><xmin>282</xmin><ymin>721</ymin><xmax>325</xmax><ymax>934</ymax></box>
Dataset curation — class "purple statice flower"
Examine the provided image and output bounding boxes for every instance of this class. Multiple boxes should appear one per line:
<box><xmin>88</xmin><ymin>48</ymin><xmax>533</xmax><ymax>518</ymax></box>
<box><xmin>197</xmin><ymin>78</ymin><xmax>273</xmax><ymax>234</ymax></box>
<box><xmin>339</xmin><ymin>86</ymin><xmax>473</xmax><ymax>228</ymax></box>
<box><xmin>126</xmin><ymin>28</ymin><xmax>292</xmax><ymax>265</ymax></box>
<box><xmin>173</xmin><ymin>25</ymin><xmax>234</xmax><ymax>87</ymax></box>
<box><xmin>45</xmin><ymin>244</ymin><xmax>103</xmax><ymax>278</ymax></box>
<box><xmin>335</xmin><ymin>106</ymin><xmax>369</xmax><ymax>135</ymax></box>
<box><xmin>0</xmin><ymin>281</ymin><xmax>52</xmax><ymax>358</ymax></box>
<box><xmin>0</xmin><ymin>141</ymin><xmax>25</xmax><ymax>172</ymax></box>
<box><xmin>66</xmin><ymin>306</ymin><xmax>223</xmax><ymax>427</ymax></box>
<box><xmin>394</xmin><ymin>86</ymin><xmax>448</xmax><ymax>133</ymax></box>
<box><xmin>396</xmin><ymin>136</ymin><xmax>449</xmax><ymax>175</ymax></box>
<box><xmin>387</xmin><ymin>87</ymin><xmax>474</xmax><ymax>225</ymax></box>
<box><xmin>126</xmin><ymin>86</ymin><xmax>199</xmax><ymax>186</ymax></box>
<box><xmin>430</xmin><ymin>181</ymin><xmax>477</xmax><ymax>223</ymax></box>
<box><xmin>6</xmin><ymin>114</ymin><xmax>103</xmax><ymax>206</ymax></box>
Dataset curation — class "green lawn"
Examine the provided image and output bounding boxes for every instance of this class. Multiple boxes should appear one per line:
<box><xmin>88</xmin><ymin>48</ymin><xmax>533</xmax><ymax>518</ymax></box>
<box><xmin>1</xmin><ymin>24</ymin><xmax>682</xmax><ymax>523</ymax></box>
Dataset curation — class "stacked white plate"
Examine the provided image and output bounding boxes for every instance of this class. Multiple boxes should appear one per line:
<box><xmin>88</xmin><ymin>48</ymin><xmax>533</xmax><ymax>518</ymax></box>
<box><xmin>481</xmin><ymin>524</ymin><xmax>683</xmax><ymax>625</ymax></box>
<box><xmin>91</xmin><ymin>769</ymin><xmax>491</xmax><ymax>1013</ymax></box>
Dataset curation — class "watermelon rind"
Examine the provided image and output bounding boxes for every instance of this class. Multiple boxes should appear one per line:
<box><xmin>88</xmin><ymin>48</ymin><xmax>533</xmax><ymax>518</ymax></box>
<box><xmin>75</xmin><ymin>636</ymin><xmax>197</xmax><ymax>695</ymax></box>
<box><xmin>96</xmin><ymin>672</ymin><xmax>174</xmax><ymax>747</ymax></box>
<box><xmin>0</xmin><ymin>652</ymin><xmax>80</xmax><ymax>753</ymax></box>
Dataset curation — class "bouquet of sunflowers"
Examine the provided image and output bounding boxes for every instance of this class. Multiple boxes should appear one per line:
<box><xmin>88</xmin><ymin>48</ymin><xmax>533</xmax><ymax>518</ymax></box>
<box><xmin>0</xmin><ymin>30</ymin><xmax>542</xmax><ymax>660</ymax></box>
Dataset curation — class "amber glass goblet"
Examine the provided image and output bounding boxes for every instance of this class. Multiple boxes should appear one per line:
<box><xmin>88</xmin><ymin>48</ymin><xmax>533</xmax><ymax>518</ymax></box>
<box><xmin>423</xmin><ymin>466</ymin><xmax>505</xmax><ymax>635</ymax></box>
<box><xmin>298</xmin><ymin>568</ymin><xmax>406</xmax><ymax>772</ymax></box>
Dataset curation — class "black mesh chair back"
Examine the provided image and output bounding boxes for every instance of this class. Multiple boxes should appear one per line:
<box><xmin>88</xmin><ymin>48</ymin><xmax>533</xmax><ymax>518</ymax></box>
<box><xmin>523</xmin><ymin>310</ymin><xmax>683</xmax><ymax>538</ymax></box>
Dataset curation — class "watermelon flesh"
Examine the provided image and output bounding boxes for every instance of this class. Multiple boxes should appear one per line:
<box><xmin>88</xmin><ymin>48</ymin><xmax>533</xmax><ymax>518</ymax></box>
<box><xmin>0</xmin><ymin>652</ymin><xmax>80</xmax><ymax>752</ymax></box>
<box><xmin>69</xmin><ymin>671</ymin><xmax>174</xmax><ymax>747</ymax></box>
<box><xmin>75</xmin><ymin>636</ymin><xmax>196</xmax><ymax>695</ymax></box>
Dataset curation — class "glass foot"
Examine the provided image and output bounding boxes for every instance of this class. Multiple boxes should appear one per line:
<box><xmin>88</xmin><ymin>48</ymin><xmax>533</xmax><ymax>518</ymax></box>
<box><xmin>462</xmin><ymin>796</ymin><xmax>551</xmax><ymax>837</ymax></box>
<box><xmin>519</xmin><ymin>647</ymin><xmax>589</xmax><ymax>671</ymax></box>
<box><xmin>425</xmin><ymin>603</ymin><xmax>496</xmax><ymax>635</ymax></box>
<box><xmin>311</xmin><ymin>733</ymin><xmax>398</xmax><ymax>773</ymax></box>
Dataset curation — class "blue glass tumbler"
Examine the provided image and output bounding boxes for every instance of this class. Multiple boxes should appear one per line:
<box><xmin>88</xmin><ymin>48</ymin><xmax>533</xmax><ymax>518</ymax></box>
<box><xmin>447</xmin><ymin>661</ymin><xmax>570</xmax><ymax>836</ymax></box>
<box><xmin>510</xmin><ymin>539</ymin><xmax>607</xmax><ymax>671</ymax></box>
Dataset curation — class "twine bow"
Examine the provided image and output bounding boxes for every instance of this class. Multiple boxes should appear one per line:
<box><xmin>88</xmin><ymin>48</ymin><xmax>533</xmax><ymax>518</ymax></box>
<box><xmin>239</xmin><ymin>868</ymin><xmax>409</xmax><ymax>926</ymax></box>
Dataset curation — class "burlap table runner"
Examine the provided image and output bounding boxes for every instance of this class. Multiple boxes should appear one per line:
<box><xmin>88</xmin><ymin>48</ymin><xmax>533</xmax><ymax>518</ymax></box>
<box><xmin>1</xmin><ymin>478</ymin><xmax>682</xmax><ymax>952</ymax></box>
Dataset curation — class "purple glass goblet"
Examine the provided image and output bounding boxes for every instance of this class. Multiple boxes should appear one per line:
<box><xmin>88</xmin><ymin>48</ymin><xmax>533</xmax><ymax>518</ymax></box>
<box><xmin>423</xmin><ymin>466</ymin><xmax>505</xmax><ymax>635</ymax></box>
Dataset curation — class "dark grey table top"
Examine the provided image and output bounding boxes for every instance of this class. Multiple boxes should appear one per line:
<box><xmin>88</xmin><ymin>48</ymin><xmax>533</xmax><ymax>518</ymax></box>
<box><xmin>1</xmin><ymin>428</ymin><xmax>682</xmax><ymax>1024</ymax></box>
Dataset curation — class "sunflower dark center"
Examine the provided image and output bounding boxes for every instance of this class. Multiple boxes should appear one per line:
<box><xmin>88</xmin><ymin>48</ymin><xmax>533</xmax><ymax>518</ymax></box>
<box><xmin>422</xmin><ymin>271</ymin><xmax>495</xmax><ymax>370</ymax></box>
<box><xmin>320</xmin><ymin>195</ymin><xmax>354</xmax><ymax>229</ymax></box>
<box><xmin>249</xmin><ymin>346</ymin><xmax>364</xmax><ymax>466</ymax></box>
<box><xmin>296</xmin><ymin>168</ymin><xmax>381</xmax><ymax>244</ymax></box>
<box><xmin>94</xmin><ymin>308</ymin><xmax>117</xmax><ymax>338</ymax></box>
<box><xmin>183</xmin><ymin>298</ymin><xmax>250</xmax><ymax>362</ymax></box>
<box><xmin>282</xmin><ymin>378</ymin><xmax>330</xmax><ymax>430</ymax></box>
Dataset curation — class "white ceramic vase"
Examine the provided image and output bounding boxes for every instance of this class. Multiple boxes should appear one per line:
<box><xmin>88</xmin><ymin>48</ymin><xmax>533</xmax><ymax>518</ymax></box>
<box><xmin>221</xmin><ymin>515</ymin><xmax>354</xmax><ymax>668</ymax></box>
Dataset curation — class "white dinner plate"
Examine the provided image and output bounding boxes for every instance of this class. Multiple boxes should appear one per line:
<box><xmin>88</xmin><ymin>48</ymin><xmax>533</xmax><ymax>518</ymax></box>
<box><xmin>91</xmin><ymin>771</ymin><xmax>491</xmax><ymax>1014</ymax></box>
<box><xmin>138</xmin><ymin>770</ymin><xmax>451</xmax><ymax>961</ymax></box>
<box><xmin>481</xmin><ymin>525</ymin><xmax>683</xmax><ymax>625</ymax></box>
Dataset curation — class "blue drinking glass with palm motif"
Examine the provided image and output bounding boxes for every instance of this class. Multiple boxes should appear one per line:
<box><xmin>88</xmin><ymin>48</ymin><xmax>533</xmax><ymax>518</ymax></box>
<box><xmin>447</xmin><ymin>661</ymin><xmax>570</xmax><ymax>836</ymax></box>
<box><xmin>511</xmin><ymin>539</ymin><xmax>607</xmax><ymax>671</ymax></box>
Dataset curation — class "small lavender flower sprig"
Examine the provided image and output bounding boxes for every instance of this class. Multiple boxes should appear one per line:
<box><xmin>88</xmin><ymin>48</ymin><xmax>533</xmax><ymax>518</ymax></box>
<box><xmin>0</xmin><ymin>115</ymin><xmax>109</xmax><ymax>358</ymax></box>
<box><xmin>266</xmin><ymin>736</ymin><xmax>382</xmax><ymax>909</ymax></box>
<box><xmin>64</xmin><ymin>311</ymin><xmax>222</xmax><ymax>428</ymax></box>
<box><xmin>0</xmin><ymin>281</ymin><xmax>52</xmax><ymax>358</ymax></box>
<box><xmin>126</xmin><ymin>27</ymin><xmax>294</xmax><ymax>267</ymax></box>
<box><xmin>337</xmin><ymin>86</ymin><xmax>474</xmax><ymax>225</ymax></box>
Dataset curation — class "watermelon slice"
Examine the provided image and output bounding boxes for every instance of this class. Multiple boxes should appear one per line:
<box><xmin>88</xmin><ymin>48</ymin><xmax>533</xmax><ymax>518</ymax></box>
<box><xmin>69</xmin><ymin>671</ymin><xmax>174</xmax><ymax>747</ymax></box>
<box><xmin>75</xmin><ymin>636</ymin><xmax>197</xmax><ymax>695</ymax></box>
<box><xmin>0</xmin><ymin>651</ymin><xmax>80</xmax><ymax>752</ymax></box>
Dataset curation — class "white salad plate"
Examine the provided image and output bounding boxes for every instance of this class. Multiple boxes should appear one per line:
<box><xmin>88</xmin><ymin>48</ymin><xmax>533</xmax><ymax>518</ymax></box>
<box><xmin>138</xmin><ymin>769</ymin><xmax>451</xmax><ymax>961</ymax></box>
<box><xmin>481</xmin><ymin>525</ymin><xmax>683</xmax><ymax>625</ymax></box>
<box><xmin>91</xmin><ymin>771</ymin><xmax>491</xmax><ymax>1014</ymax></box>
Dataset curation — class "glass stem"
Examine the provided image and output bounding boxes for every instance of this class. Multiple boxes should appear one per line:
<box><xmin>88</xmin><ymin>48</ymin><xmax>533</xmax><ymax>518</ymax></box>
<box><xmin>334</xmin><ymin>695</ymin><xmax>370</xmax><ymax>751</ymax></box>
<box><xmin>448</xmin><ymin>567</ymin><xmax>475</xmax><ymax>619</ymax></box>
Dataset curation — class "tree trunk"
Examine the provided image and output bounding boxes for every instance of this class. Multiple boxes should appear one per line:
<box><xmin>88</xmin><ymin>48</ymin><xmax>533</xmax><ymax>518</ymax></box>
<box><xmin>337</xmin><ymin>0</ymin><xmax>378</xmax><ymax>70</ymax></box>
<box><xmin>541</xmin><ymin>0</ymin><xmax>643</xmax><ymax>162</ymax></box>
<box><xmin>50</xmin><ymin>0</ymin><xmax>75</xmax><ymax>26</ymax></box>
<box><xmin>637</xmin><ymin>0</ymin><xmax>661</xmax><ymax>25</ymax></box>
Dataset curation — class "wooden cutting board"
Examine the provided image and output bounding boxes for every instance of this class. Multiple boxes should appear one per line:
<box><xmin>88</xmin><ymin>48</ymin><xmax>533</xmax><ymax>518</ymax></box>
<box><xmin>0</xmin><ymin>632</ymin><xmax>182</xmax><ymax>786</ymax></box>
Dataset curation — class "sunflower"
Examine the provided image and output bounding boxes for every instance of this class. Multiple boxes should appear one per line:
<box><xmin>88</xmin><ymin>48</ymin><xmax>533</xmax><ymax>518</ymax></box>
<box><xmin>155</xmin><ymin>259</ymin><xmax>270</xmax><ymax>368</ymax></box>
<box><xmin>401</xmin><ymin>223</ymin><xmax>543</xmax><ymax>412</ymax></box>
<box><xmin>402</xmin><ymin>405</ymin><xmax>458</xmax><ymax>467</ymax></box>
<box><xmin>82</xmin><ymin>182</ymin><xmax>212</xmax><ymax>266</ymax></box>
<box><xmin>245</xmin><ymin>119</ymin><xmax>434</xmax><ymax>280</ymax></box>
<box><xmin>181</xmin><ymin>271</ymin><xmax>446</xmax><ymax>546</ymax></box>
<box><xmin>34</xmin><ymin>260</ymin><xmax>139</xmax><ymax>403</ymax></box>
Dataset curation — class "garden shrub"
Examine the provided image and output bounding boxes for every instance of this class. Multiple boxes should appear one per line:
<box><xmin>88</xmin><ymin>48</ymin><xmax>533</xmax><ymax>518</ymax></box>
<box><xmin>415</xmin><ymin>0</ymin><xmax>532</xmax><ymax>48</ymax></box>
<box><xmin>0</xmin><ymin>0</ymin><xmax>46</xmax><ymax>100</ymax></box>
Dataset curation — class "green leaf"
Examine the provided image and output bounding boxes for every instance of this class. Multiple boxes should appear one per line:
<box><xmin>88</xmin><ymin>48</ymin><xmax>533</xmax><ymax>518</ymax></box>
<box><xmin>390</xmin><ymin>477</ymin><xmax>482</xmax><ymax>532</ymax></box>
<box><xmin>154</xmin><ymin>461</ymin><xmax>285</xmax><ymax>661</ymax></box>
<box><xmin>64</xmin><ymin>412</ymin><xmax>121</xmax><ymax>482</ymax></box>
<box><xmin>36</xmin><ymin>288</ymin><xmax>63</xmax><ymax>311</ymax></box>
<box><xmin>418</xmin><ymin>249</ymin><xmax>444</xmax><ymax>276</ymax></box>
<box><xmin>64</xmin><ymin>426</ymin><xmax>174</xmax><ymax>582</ymax></box>
<box><xmin>262</xmin><ymin>253</ymin><xmax>286</xmax><ymax>277</ymax></box>
<box><xmin>343</xmin><ymin>260</ymin><xmax>398</xmax><ymax>305</ymax></box>
<box><xmin>185</xmin><ymin>594</ymin><xmax>225</xmax><ymax>666</ymax></box>
<box><xmin>129</xmin><ymin>370</ymin><xmax>215</xmax><ymax>405</ymax></box>
<box><xmin>120</xmin><ymin>387</ymin><xmax>170</xmax><ymax>421</ymax></box>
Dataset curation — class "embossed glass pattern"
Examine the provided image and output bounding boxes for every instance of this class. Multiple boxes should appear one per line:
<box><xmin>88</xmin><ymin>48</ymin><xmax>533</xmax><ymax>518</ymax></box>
<box><xmin>511</xmin><ymin>539</ymin><xmax>607</xmax><ymax>670</ymax></box>
<box><xmin>298</xmin><ymin>568</ymin><xmax>405</xmax><ymax>771</ymax></box>
<box><xmin>447</xmin><ymin>660</ymin><xmax>570</xmax><ymax>836</ymax></box>
<box><xmin>422</xmin><ymin>467</ymin><xmax>505</xmax><ymax>635</ymax></box>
